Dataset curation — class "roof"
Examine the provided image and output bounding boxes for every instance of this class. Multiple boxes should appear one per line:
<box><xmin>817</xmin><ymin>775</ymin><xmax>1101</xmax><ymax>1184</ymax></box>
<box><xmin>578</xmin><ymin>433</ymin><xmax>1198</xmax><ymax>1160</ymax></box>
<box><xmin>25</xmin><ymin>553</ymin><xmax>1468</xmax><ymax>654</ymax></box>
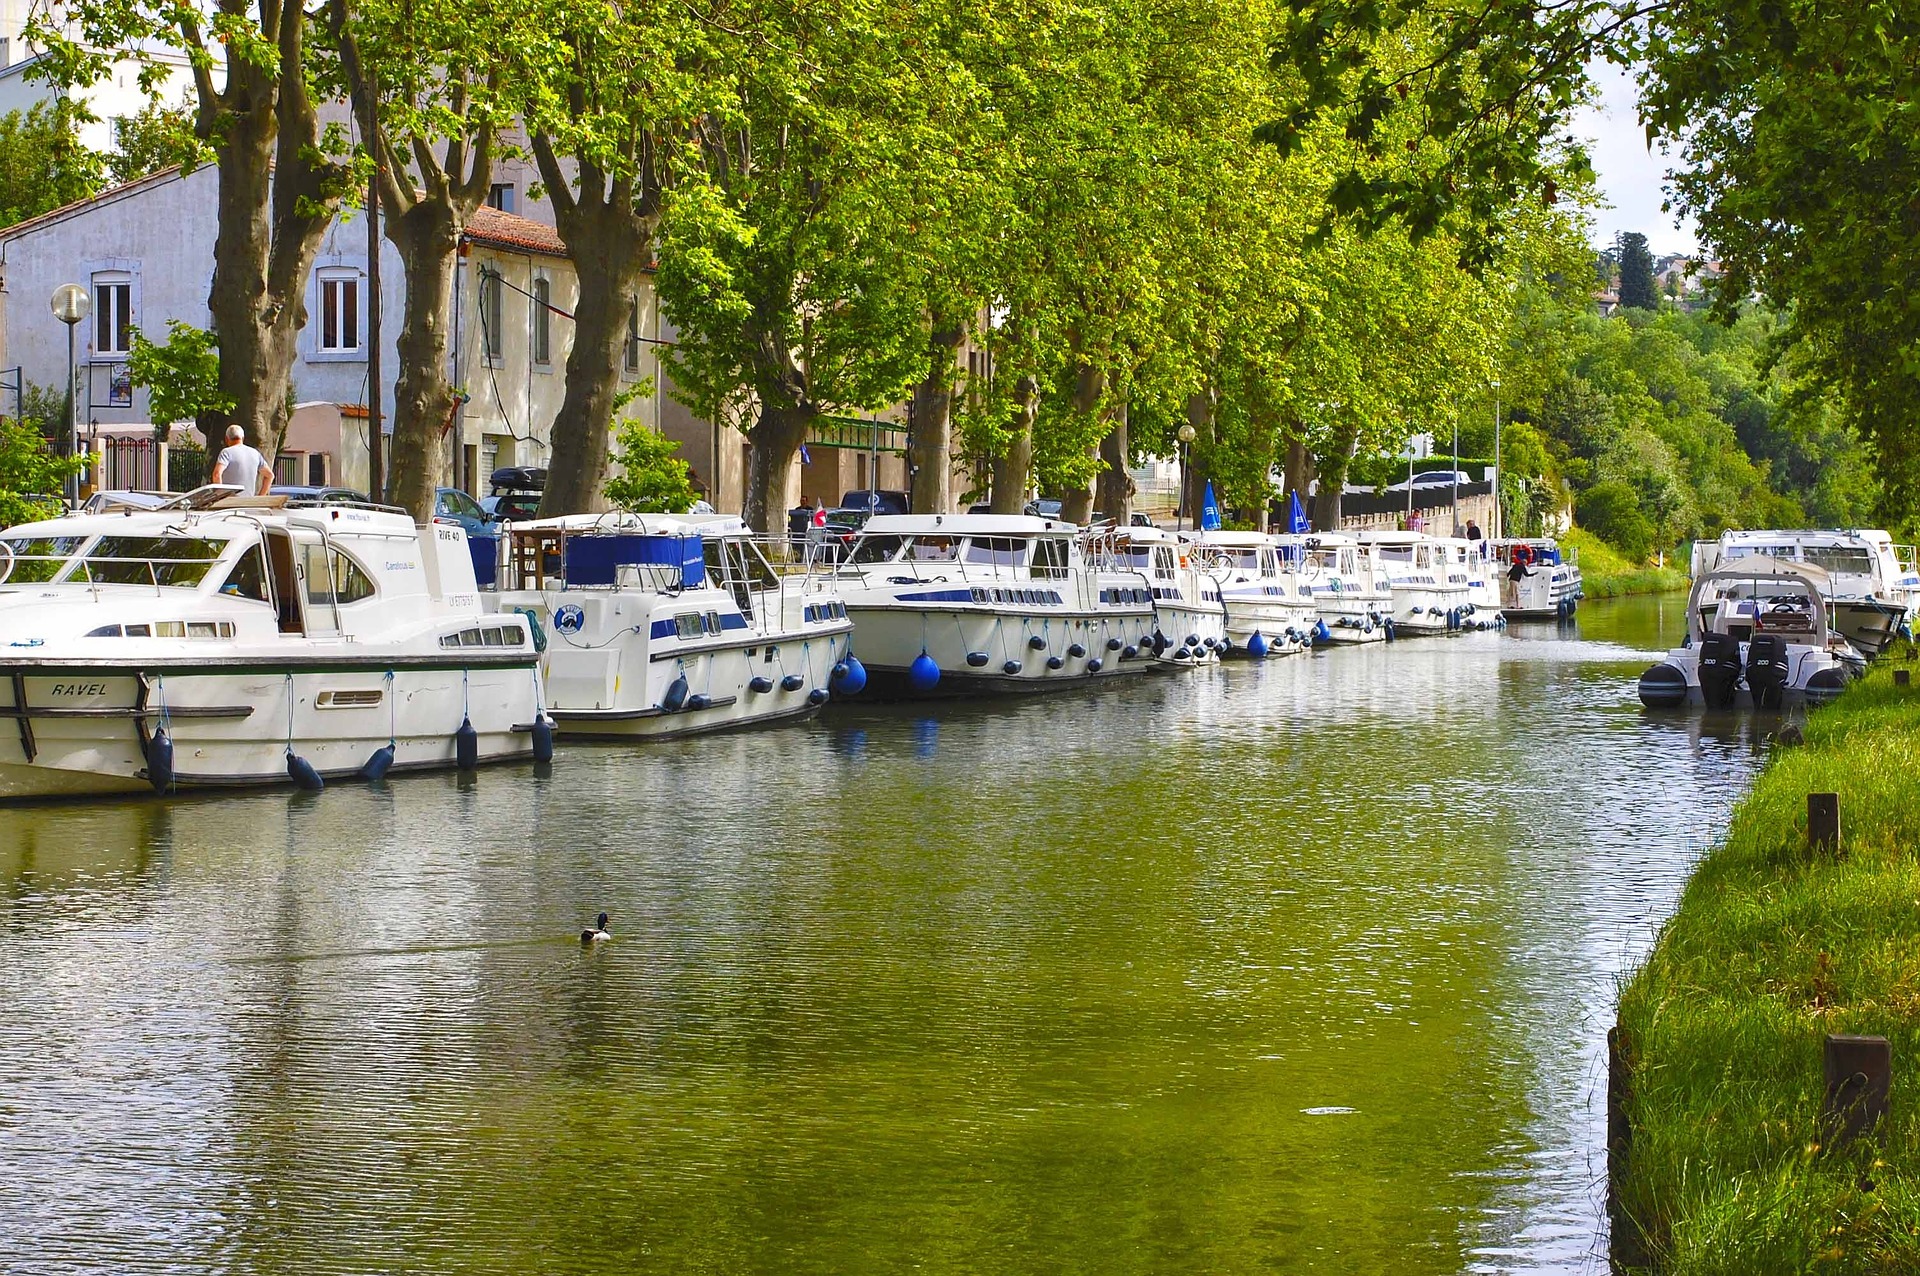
<box><xmin>464</xmin><ymin>206</ymin><xmax>567</xmax><ymax>260</ymax></box>
<box><xmin>0</xmin><ymin>163</ymin><xmax>188</xmax><ymax>241</ymax></box>
<box><xmin>860</xmin><ymin>513</ymin><xmax>1073</xmax><ymax>536</ymax></box>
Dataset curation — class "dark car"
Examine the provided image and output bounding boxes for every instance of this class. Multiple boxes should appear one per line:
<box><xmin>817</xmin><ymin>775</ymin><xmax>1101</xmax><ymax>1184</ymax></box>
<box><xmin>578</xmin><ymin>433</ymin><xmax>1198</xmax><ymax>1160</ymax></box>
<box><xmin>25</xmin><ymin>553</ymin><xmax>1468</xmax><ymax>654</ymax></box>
<box><xmin>434</xmin><ymin>487</ymin><xmax>492</xmax><ymax>538</ymax></box>
<box><xmin>483</xmin><ymin>466</ymin><xmax>545</xmax><ymax>524</ymax></box>
<box><xmin>271</xmin><ymin>484</ymin><xmax>370</xmax><ymax>506</ymax></box>
<box><xmin>806</xmin><ymin>508</ymin><xmax>871</xmax><ymax>560</ymax></box>
<box><xmin>838</xmin><ymin>489</ymin><xmax>910</xmax><ymax>516</ymax></box>
<box><xmin>1023</xmin><ymin>497</ymin><xmax>1065</xmax><ymax>519</ymax></box>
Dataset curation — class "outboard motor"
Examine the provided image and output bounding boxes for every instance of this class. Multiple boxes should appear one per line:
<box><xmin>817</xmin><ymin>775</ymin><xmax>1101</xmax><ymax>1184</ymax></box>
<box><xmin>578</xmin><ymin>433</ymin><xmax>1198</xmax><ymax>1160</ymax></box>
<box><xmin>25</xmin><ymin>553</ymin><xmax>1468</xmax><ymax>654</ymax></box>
<box><xmin>1697</xmin><ymin>632</ymin><xmax>1743</xmax><ymax>709</ymax></box>
<box><xmin>1746</xmin><ymin>634</ymin><xmax>1791</xmax><ymax>710</ymax></box>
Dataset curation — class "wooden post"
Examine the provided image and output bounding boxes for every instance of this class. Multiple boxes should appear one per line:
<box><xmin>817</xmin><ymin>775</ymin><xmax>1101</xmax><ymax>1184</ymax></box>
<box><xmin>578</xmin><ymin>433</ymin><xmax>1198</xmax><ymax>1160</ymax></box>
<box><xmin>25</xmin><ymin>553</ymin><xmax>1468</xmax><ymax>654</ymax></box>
<box><xmin>1823</xmin><ymin>1034</ymin><xmax>1891</xmax><ymax>1147</ymax></box>
<box><xmin>1896</xmin><ymin>669</ymin><xmax>1911</xmax><ymax>688</ymax></box>
<box><xmin>1808</xmin><ymin>792</ymin><xmax>1841</xmax><ymax>853</ymax></box>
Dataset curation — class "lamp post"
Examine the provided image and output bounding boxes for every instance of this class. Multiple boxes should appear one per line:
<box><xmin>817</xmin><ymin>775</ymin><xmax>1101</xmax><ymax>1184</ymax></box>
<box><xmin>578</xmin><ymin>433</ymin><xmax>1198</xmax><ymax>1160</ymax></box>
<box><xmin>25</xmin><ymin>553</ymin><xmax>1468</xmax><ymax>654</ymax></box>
<box><xmin>1490</xmin><ymin>377</ymin><xmax>1503</xmax><ymax>541</ymax></box>
<box><xmin>50</xmin><ymin>284</ymin><xmax>90</xmax><ymax>509</ymax></box>
<box><xmin>1450</xmin><ymin>406</ymin><xmax>1460</xmax><ymax>535</ymax></box>
<box><xmin>1176</xmin><ymin>421</ymin><xmax>1197</xmax><ymax>530</ymax></box>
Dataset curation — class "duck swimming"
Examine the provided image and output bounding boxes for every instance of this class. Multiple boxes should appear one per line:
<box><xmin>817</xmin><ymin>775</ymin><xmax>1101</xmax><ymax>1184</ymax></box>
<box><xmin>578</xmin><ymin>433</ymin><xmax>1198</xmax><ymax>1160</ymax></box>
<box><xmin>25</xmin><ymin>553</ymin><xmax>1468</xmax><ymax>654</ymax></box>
<box><xmin>581</xmin><ymin>912</ymin><xmax>611</xmax><ymax>944</ymax></box>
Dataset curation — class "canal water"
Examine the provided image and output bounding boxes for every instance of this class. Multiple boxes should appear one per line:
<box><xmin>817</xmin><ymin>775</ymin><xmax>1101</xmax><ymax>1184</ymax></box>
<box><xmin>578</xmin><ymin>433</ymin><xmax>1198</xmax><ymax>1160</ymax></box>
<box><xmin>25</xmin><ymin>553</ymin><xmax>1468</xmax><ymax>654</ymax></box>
<box><xmin>0</xmin><ymin>595</ymin><xmax>1771</xmax><ymax>1274</ymax></box>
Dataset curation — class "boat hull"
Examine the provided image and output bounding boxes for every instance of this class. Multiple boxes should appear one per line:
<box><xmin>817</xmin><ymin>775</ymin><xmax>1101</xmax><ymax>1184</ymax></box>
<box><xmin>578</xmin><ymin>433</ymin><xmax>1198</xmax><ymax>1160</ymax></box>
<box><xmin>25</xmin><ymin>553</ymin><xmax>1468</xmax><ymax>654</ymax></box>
<box><xmin>0</xmin><ymin>658</ymin><xmax>539</xmax><ymax>799</ymax></box>
<box><xmin>845</xmin><ymin>601</ymin><xmax>1156</xmax><ymax>696</ymax></box>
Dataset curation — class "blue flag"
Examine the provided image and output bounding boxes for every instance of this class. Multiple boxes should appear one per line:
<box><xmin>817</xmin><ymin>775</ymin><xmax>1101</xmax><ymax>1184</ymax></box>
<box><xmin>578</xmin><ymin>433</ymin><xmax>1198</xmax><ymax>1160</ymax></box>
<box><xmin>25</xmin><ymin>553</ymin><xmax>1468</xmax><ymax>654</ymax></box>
<box><xmin>799</xmin><ymin>443</ymin><xmax>813</xmax><ymax>465</ymax></box>
<box><xmin>1288</xmin><ymin>490</ymin><xmax>1309</xmax><ymax>533</ymax></box>
<box><xmin>1201</xmin><ymin>481</ymin><xmax>1222</xmax><ymax>531</ymax></box>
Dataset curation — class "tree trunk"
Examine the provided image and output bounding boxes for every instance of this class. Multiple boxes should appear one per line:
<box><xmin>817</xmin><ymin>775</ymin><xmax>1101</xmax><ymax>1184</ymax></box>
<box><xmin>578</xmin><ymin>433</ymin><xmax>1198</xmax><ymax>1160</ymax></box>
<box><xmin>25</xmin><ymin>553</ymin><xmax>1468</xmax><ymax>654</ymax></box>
<box><xmin>990</xmin><ymin>375</ymin><xmax>1036</xmax><ymax>513</ymax></box>
<box><xmin>1282</xmin><ymin>435</ymin><xmax>1313</xmax><ymax>519</ymax></box>
<box><xmin>908</xmin><ymin>319</ymin><xmax>963</xmax><ymax>513</ymax></box>
<box><xmin>540</xmin><ymin>201</ymin><xmax>651</xmax><ymax>516</ymax></box>
<box><xmin>1182</xmin><ymin>389</ymin><xmax>1216</xmax><ymax>523</ymax></box>
<box><xmin>1096</xmin><ymin>398</ymin><xmax>1133</xmax><ymax>524</ymax></box>
<box><xmin>744</xmin><ymin>399</ymin><xmax>815</xmax><ymax>534</ymax></box>
<box><xmin>1311</xmin><ymin>423</ymin><xmax>1360</xmax><ymax>531</ymax></box>
<box><xmin>384</xmin><ymin>204</ymin><xmax>462</xmax><ymax>521</ymax></box>
<box><xmin>1060</xmin><ymin>363</ymin><xmax>1105</xmax><ymax>525</ymax></box>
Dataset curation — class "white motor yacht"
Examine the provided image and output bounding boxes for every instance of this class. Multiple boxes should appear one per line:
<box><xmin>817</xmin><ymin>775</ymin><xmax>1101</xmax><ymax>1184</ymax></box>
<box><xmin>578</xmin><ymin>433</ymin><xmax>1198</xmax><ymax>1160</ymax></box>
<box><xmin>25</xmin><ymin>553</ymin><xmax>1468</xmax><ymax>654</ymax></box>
<box><xmin>1492</xmin><ymin>538</ymin><xmax>1584</xmax><ymax>620</ymax></box>
<box><xmin>1353</xmin><ymin>531</ymin><xmax>1472</xmax><ymax>635</ymax></box>
<box><xmin>1181</xmin><ymin>529</ymin><xmax>1317</xmax><ymax>656</ymax></box>
<box><xmin>1289</xmin><ymin>532</ymin><xmax>1393</xmax><ymax>644</ymax></box>
<box><xmin>835</xmin><ymin>514</ymin><xmax>1156</xmax><ymax>694</ymax></box>
<box><xmin>491</xmin><ymin>513</ymin><xmax>856</xmax><ymax>738</ymax></box>
<box><xmin>1440</xmin><ymin>538</ymin><xmax>1503</xmax><ymax>629</ymax></box>
<box><xmin>1084</xmin><ymin>527</ymin><xmax>1230</xmax><ymax>665</ymax></box>
<box><xmin>0</xmin><ymin>488</ymin><xmax>544</xmax><ymax>798</ymax></box>
<box><xmin>1639</xmin><ymin>556</ymin><xmax>1862</xmax><ymax>708</ymax></box>
<box><xmin>1692</xmin><ymin>529</ymin><xmax>1913</xmax><ymax>657</ymax></box>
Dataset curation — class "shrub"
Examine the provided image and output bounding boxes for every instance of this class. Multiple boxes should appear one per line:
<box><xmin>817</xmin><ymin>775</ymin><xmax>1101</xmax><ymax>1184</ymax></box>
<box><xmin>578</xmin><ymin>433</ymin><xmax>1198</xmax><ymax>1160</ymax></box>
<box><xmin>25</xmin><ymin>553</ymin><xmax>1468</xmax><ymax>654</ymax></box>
<box><xmin>1576</xmin><ymin>479</ymin><xmax>1656</xmax><ymax>562</ymax></box>
<box><xmin>603</xmin><ymin>420</ymin><xmax>697</xmax><ymax>514</ymax></box>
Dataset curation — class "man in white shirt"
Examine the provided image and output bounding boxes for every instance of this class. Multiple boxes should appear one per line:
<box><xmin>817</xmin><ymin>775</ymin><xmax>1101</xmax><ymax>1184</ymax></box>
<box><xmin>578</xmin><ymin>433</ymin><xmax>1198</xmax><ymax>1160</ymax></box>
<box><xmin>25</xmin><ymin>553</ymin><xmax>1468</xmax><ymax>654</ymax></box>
<box><xmin>210</xmin><ymin>424</ymin><xmax>272</xmax><ymax>495</ymax></box>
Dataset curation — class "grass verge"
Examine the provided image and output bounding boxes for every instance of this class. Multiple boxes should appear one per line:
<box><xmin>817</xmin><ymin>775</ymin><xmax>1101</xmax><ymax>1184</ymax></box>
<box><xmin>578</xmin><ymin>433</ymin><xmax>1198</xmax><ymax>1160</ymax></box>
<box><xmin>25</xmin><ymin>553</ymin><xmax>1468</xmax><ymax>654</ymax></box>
<box><xmin>1615</xmin><ymin>660</ymin><xmax>1920</xmax><ymax>1274</ymax></box>
<box><xmin>1564</xmin><ymin>528</ymin><xmax>1689</xmax><ymax>599</ymax></box>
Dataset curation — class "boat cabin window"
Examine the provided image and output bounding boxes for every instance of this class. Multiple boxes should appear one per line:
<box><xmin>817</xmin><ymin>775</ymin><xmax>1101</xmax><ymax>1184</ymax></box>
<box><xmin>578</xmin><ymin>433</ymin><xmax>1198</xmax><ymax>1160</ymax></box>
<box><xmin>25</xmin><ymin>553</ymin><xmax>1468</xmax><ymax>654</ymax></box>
<box><xmin>1377</xmin><ymin>545</ymin><xmax>1413</xmax><ymax>565</ymax></box>
<box><xmin>911</xmin><ymin>536</ymin><xmax>958</xmax><ymax>562</ymax></box>
<box><xmin>303</xmin><ymin>544</ymin><xmax>376</xmax><ymax>606</ymax></box>
<box><xmin>1803</xmin><ymin>546</ymin><xmax>1875</xmax><ymax>576</ymax></box>
<box><xmin>79</xmin><ymin>535</ymin><xmax>226</xmax><ymax>587</ymax></box>
<box><xmin>1033</xmin><ymin>537</ymin><xmax>1071</xmax><ymax>579</ymax></box>
<box><xmin>1257</xmin><ymin>549</ymin><xmax>1278</xmax><ymax>574</ymax></box>
<box><xmin>1151</xmin><ymin>546</ymin><xmax>1177</xmax><ymax>578</ymax></box>
<box><xmin>849</xmin><ymin>535</ymin><xmax>909</xmax><ymax>565</ymax></box>
<box><xmin>965</xmin><ymin>536</ymin><xmax>1030</xmax><ymax>568</ymax></box>
<box><xmin>217</xmin><ymin>545</ymin><xmax>271</xmax><ymax>604</ymax></box>
<box><xmin>0</xmin><ymin>534</ymin><xmax>86</xmax><ymax>583</ymax></box>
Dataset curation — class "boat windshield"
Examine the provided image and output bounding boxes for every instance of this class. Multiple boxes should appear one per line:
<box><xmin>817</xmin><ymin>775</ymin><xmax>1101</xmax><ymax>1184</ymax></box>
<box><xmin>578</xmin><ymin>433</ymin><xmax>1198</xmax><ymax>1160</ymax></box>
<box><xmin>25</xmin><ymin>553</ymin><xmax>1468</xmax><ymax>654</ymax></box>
<box><xmin>849</xmin><ymin>535</ymin><xmax>909</xmax><ymax>565</ymax></box>
<box><xmin>964</xmin><ymin>536</ymin><xmax>1031</xmax><ymax>568</ymax></box>
<box><xmin>78</xmin><ymin>535</ymin><xmax>229</xmax><ymax>587</ymax></box>
<box><xmin>0</xmin><ymin>534</ymin><xmax>88</xmax><ymax>583</ymax></box>
<box><xmin>1802</xmin><ymin>546</ymin><xmax>1876</xmax><ymax>576</ymax></box>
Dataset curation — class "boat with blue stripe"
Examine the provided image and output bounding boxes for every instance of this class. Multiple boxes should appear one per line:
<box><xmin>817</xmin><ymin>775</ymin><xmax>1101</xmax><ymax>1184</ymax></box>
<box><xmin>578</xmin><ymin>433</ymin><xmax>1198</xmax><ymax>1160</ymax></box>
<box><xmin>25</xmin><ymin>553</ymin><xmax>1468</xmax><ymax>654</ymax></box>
<box><xmin>490</xmin><ymin>513</ymin><xmax>856</xmax><ymax>738</ymax></box>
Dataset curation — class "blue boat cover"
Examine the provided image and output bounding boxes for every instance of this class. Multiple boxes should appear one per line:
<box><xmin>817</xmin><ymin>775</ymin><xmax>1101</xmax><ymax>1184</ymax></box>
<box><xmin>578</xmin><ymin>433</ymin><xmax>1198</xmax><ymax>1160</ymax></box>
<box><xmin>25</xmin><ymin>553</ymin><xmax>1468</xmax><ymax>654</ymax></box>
<box><xmin>564</xmin><ymin>534</ymin><xmax>706</xmax><ymax>588</ymax></box>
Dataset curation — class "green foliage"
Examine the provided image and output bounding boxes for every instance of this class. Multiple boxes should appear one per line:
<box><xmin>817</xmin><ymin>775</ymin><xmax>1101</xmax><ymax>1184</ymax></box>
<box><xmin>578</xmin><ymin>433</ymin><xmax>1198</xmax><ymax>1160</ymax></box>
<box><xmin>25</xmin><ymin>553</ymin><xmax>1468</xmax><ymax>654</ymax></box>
<box><xmin>1616</xmin><ymin>231</ymin><xmax>1656</xmax><ymax>311</ymax></box>
<box><xmin>1575</xmin><ymin>480</ymin><xmax>1654</xmax><ymax>562</ymax></box>
<box><xmin>603</xmin><ymin>421</ymin><xmax>697</xmax><ymax>515</ymax></box>
<box><xmin>0</xmin><ymin>415</ymin><xmax>87</xmax><ymax>529</ymax></box>
<box><xmin>0</xmin><ymin>101</ymin><xmax>104</xmax><ymax>229</ymax></box>
<box><xmin>1618</xmin><ymin>665</ymin><xmax>1920</xmax><ymax>1273</ymax></box>
<box><xmin>127</xmin><ymin>322</ymin><xmax>232</xmax><ymax>432</ymax></box>
<box><xmin>105</xmin><ymin>102</ymin><xmax>205</xmax><ymax>185</ymax></box>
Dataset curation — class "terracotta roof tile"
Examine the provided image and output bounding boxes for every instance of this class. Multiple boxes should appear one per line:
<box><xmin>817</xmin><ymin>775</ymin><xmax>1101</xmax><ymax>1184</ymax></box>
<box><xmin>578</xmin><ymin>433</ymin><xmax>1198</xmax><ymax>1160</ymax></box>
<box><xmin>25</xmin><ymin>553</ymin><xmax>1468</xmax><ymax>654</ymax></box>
<box><xmin>464</xmin><ymin>206</ymin><xmax>568</xmax><ymax>260</ymax></box>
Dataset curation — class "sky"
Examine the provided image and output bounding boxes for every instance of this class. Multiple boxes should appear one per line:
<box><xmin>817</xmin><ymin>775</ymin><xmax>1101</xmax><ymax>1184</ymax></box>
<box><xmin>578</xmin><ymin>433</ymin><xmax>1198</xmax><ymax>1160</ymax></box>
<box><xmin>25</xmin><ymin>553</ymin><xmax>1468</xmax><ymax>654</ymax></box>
<box><xmin>1566</xmin><ymin>60</ymin><xmax>1700</xmax><ymax>258</ymax></box>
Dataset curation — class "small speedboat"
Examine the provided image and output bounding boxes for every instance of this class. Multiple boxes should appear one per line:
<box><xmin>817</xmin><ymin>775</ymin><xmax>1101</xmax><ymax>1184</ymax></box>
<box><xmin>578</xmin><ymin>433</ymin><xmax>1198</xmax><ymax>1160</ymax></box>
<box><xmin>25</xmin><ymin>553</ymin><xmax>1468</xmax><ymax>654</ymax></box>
<box><xmin>1181</xmin><ymin>529</ymin><xmax>1317</xmax><ymax>656</ymax></box>
<box><xmin>1639</xmin><ymin>556</ymin><xmax>1863</xmax><ymax>709</ymax></box>
<box><xmin>1692</xmin><ymin>529</ymin><xmax>1912</xmax><ymax>657</ymax></box>
<box><xmin>1085</xmin><ymin>526</ymin><xmax>1230</xmax><ymax>665</ymax></box>
<box><xmin>1492</xmin><ymin>538</ymin><xmax>1584</xmax><ymax>621</ymax></box>
<box><xmin>0</xmin><ymin>487</ymin><xmax>544</xmax><ymax>798</ymax></box>
<box><xmin>490</xmin><ymin>513</ymin><xmax>857</xmax><ymax>738</ymax></box>
<box><xmin>834</xmin><ymin>514</ymin><xmax>1155</xmax><ymax>694</ymax></box>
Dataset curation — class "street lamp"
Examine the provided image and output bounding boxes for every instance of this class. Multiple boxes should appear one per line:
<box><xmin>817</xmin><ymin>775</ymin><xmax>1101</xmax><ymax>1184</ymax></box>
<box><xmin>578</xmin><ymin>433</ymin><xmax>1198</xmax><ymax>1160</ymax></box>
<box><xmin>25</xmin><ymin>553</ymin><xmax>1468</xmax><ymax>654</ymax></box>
<box><xmin>50</xmin><ymin>284</ymin><xmax>90</xmax><ymax>509</ymax></box>
<box><xmin>1490</xmin><ymin>377</ymin><xmax>1502</xmax><ymax>541</ymax></box>
<box><xmin>1176</xmin><ymin>422</ymin><xmax>1197</xmax><ymax>530</ymax></box>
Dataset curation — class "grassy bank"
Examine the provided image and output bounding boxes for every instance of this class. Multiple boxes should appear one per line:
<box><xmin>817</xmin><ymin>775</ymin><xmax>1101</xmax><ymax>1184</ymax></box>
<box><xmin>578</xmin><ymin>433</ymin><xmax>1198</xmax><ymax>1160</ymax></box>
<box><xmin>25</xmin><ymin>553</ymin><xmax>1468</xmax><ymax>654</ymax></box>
<box><xmin>1615</xmin><ymin>662</ymin><xmax>1920</xmax><ymax>1274</ymax></box>
<box><xmin>1565</xmin><ymin>528</ymin><xmax>1689</xmax><ymax>599</ymax></box>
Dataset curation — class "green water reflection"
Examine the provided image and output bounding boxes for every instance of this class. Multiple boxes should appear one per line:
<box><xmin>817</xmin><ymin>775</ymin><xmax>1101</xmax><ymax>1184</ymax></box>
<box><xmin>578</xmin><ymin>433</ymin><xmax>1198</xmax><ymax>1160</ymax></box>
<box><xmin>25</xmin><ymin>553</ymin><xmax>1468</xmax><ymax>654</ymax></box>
<box><xmin>0</xmin><ymin>595</ymin><xmax>1765</xmax><ymax>1273</ymax></box>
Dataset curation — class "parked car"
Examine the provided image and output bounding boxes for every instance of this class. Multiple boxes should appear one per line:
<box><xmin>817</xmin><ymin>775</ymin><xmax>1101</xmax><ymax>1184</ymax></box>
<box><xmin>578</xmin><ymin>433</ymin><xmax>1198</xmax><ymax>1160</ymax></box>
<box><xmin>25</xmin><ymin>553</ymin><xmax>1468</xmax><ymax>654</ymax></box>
<box><xmin>434</xmin><ymin>487</ymin><xmax>493</xmax><ymax>538</ymax></box>
<box><xmin>481</xmin><ymin>466</ymin><xmax>545</xmax><ymax>524</ymax></box>
<box><xmin>1383</xmin><ymin>470</ymin><xmax>1471</xmax><ymax>493</ymax></box>
<box><xmin>1024</xmin><ymin>497</ymin><xmax>1065</xmax><ymax>519</ymax></box>
<box><xmin>838</xmin><ymin>488</ymin><xmax>910</xmax><ymax>515</ymax></box>
<box><xmin>271</xmin><ymin>484</ymin><xmax>370</xmax><ymax>507</ymax></box>
<box><xmin>806</xmin><ymin>508</ymin><xmax>870</xmax><ymax>560</ymax></box>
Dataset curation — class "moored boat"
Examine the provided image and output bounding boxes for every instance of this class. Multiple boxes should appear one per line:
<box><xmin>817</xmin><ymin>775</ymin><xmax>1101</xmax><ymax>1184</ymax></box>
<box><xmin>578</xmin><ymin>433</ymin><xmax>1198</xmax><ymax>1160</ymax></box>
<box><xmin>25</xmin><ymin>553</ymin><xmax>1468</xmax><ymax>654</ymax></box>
<box><xmin>1492</xmin><ymin>538</ymin><xmax>1584</xmax><ymax>621</ymax></box>
<box><xmin>834</xmin><ymin>514</ymin><xmax>1155</xmax><ymax>695</ymax></box>
<box><xmin>491</xmin><ymin>513</ymin><xmax>856</xmax><ymax>738</ymax></box>
<box><xmin>1291</xmin><ymin>532</ymin><xmax>1393</xmax><ymax>644</ymax></box>
<box><xmin>0</xmin><ymin>488</ymin><xmax>543</xmax><ymax>798</ymax></box>
<box><xmin>1085</xmin><ymin>526</ymin><xmax>1230</xmax><ymax>665</ymax></box>
<box><xmin>1353</xmin><ymin>531</ymin><xmax>1472</xmax><ymax>635</ymax></box>
<box><xmin>1182</xmin><ymin>529</ymin><xmax>1318</xmax><ymax>655</ymax></box>
<box><xmin>1692</xmin><ymin>528</ymin><xmax>1913</xmax><ymax>657</ymax></box>
<box><xmin>1638</xmin><ymin>556</ymin><xmax>1863</xmax><ymax>709</ymax></box>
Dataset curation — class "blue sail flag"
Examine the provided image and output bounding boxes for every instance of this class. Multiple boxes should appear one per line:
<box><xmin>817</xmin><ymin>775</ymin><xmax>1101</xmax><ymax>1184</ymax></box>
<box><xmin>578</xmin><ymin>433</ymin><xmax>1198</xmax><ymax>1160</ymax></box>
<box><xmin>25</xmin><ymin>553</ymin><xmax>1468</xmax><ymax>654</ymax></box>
<box><xmin>1201</xmin><ymin>481</ymin><xmax>1222</xmax><ymax>531</ymax></box>
<box><xmin>800</xmin><ymin>443</ymin><xmax>813</xmax><ymax>465</ymax></box>
<box><xmin>1288</xmin><ymin>490</ymin><xmax>1309</xmax><ymax>533</ymax></box>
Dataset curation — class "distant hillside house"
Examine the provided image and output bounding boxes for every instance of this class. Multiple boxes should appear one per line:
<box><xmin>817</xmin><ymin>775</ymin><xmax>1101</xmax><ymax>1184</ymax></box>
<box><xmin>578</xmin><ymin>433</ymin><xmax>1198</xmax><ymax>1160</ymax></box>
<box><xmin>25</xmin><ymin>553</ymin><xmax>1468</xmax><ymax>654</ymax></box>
<box><xmin>0</xmin><ymin>164</ymin><xmax>671</xmax><ymax>498</ymax></box>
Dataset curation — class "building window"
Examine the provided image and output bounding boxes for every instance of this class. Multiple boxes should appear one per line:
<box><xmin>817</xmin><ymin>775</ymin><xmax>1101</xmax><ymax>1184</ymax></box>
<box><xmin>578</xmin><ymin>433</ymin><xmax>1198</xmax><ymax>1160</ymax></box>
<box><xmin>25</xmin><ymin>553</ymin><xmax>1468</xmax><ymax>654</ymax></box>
<box><xmin>625</xmin><ymin>297</ymin><xmax>641</xmax><ymax>372</ymax></box>
<box><xmin>481</xmin><ymin>269</ymin><xmax>505</xmax><ymax>360</ymax></box>
<box><xmin>307</xmin><ymin>453</ymin><xmax>328</xmax><ymax>485</ymax></box>
<box><xmin>93</xmin><ymin>273</ymin><xmax>132</xmax><ymax>357</ymax></box>
<box><xmin>532</xmin><ymin>276</ymin><xmax>551</xmax><ymax>365</ymax></box>
<box><xmin>275</xmin><ymin>452</ymin><xmax>303</xmax><ymax>485</ymax></box>
<box><xmin>488</xmin><ymin>183</ymin><xmax>515</xmax><ymax>213</ymax></box>
<box><xmin>318</xmin><ymin>271</ymin><xmax>361</xmax><ymax>353</ymax></box>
